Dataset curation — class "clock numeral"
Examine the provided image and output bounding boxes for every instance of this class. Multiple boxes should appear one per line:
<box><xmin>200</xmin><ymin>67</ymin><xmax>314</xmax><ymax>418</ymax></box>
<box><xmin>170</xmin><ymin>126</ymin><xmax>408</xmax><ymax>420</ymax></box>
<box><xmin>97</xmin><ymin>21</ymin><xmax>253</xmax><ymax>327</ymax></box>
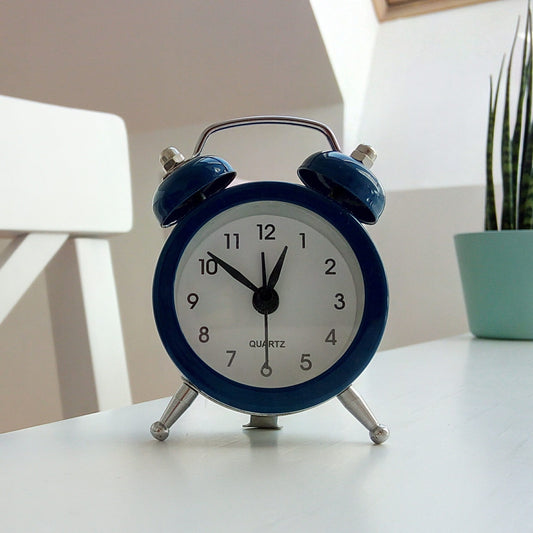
<box><xmin>334</xmin><ymin>293</ymin><xmax>346</xmax><ymax>310</ymax></box>
<box><xmin>325</xmin><ymin>328</ymin><xmax>337</xmax><ymax>345</ymax></box>
<box><xmin>187</xmin><ymin>292</ymin><xmax>199</xmax><ymax>309</ymax></box>
<box><xmin>299</xmin><ymin>232</ymin><xmax>306</xmax><ymax>249</ymax></box>
<box><xmin>257</xmin><ymin>223</ymin><xmax>276</xmax><ymax>240</ymax></box>
<box><xmin>199</xmin><ymin>326</ymin><xmax>210</xmax><ymax>343</ymax></box>
<box><xmin>300</xmin><ymin>353</ymin><xmax>312</xmax><ymax>371</ymax></box>
<box><xmin>199</xmin><ymin>258</ymin><xmax>218</xmax><ymax>275</ymax></box>
<box><xmin>226</xmin><ymin>349</ymin><xmax>237</xmax><ymax>367</ymax></box>
<box><xmin>324</xmin><ymin>258</ymin><xmax>336</xmax><ymax>275</ymax></box>
<box><xmin>224</xmin><ymin>233</ymin><xmax>240</xmax><ymax>249</ymax></box>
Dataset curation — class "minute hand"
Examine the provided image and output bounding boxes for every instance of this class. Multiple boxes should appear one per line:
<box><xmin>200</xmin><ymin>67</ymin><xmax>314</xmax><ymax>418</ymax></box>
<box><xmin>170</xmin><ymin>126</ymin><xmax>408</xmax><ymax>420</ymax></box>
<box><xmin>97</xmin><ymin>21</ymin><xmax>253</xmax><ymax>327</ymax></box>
<box><xmin>267</xmin><ymin>246</ymin><xmax>288</xmax><ymax>289</ymax></box>
<box><xmin>206</xmin><ymin>252</ymin><xmax>258</xmax><ymax>292</ymax></box>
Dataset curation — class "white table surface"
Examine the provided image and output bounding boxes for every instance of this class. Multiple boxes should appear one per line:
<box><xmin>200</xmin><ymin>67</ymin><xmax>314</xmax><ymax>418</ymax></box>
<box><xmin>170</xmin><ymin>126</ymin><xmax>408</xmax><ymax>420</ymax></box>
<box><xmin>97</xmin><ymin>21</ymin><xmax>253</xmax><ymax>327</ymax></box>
<box><xmin>1</xmin><ymin>336</ymin><xmax>532</xmax><ymax>533</ymax></box>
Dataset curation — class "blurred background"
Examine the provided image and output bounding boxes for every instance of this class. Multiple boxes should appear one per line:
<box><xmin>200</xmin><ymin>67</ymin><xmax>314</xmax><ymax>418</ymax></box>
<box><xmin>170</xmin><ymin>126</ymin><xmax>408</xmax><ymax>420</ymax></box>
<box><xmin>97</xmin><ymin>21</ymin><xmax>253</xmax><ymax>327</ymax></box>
<box><xmin>0</xmin><ymin>0</ymin><xmax>522</xmax><ymax>431</ymax></box>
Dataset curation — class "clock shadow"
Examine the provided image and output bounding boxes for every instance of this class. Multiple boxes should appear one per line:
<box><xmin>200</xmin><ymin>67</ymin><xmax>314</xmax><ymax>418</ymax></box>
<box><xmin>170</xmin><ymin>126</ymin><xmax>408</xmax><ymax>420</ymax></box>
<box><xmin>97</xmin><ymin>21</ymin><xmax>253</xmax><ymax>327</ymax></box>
<box><xmin>242</xmin><ymin>426</ymin><xmax>282</xmax><ymax>448</ymax></box>
<box><xmin>141</xmin><ymin>426</ymin><xmax>379</xmax><ymax>451</ymax></box>
<box><xmin>242</xmin><ymin>425</ymin><xmax>381</xmax><ymax>451</ymax></box>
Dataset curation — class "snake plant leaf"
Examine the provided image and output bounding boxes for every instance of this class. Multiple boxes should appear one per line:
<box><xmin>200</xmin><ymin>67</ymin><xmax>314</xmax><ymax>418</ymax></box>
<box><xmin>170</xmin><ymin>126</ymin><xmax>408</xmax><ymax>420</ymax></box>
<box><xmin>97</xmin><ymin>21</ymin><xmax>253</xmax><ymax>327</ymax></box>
<box><xmin>520</xmin><ymin>125</ymin><xmax>533</xmax><ymax>227</ymax></box>
<box><xmin>501</xmin><ymin>19</ymin><xmax>520</xmax><ymax>229</ymax></box>
<box><xmin>522</xmin><ymin>174</ymin><xmax>533</xmax><ymax>227</ymax></box>
<box><xmin>486</xmin><ymin>66</ymin><xmax>502</xmax><ymax>230</ymax></box>
<box><xmin>519</xmin><ymin>6</ymin><xmax>533</xmax><ymax>228</ymax></box>
<box><xmin>513</xmin><ymin>11</ymin><xmax>532</xmax><ymax>229</ymax></box>
<box><xmin>518</xmin><ymin>119</ymin><xmax>533</xmax><ymax>228</ymax></box>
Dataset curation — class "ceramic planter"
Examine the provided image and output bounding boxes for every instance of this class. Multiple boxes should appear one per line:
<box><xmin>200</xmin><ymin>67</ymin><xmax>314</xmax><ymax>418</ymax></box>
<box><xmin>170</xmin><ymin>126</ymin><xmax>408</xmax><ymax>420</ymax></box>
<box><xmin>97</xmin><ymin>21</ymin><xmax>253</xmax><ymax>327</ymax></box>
<box><xmin>454</xmin><ymin>230</ymin><xmax>533</xmax><ymax>340</ymax></box>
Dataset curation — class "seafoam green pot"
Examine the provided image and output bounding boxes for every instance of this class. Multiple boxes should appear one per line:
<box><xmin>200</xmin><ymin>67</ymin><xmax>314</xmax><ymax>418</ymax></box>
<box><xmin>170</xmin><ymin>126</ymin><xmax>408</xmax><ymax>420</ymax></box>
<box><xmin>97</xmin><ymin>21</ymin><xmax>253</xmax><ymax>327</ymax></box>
<box><xmin>454</xmin><ymin>230</ymin><xmax>533</xmax><ymax>340</ymax></box>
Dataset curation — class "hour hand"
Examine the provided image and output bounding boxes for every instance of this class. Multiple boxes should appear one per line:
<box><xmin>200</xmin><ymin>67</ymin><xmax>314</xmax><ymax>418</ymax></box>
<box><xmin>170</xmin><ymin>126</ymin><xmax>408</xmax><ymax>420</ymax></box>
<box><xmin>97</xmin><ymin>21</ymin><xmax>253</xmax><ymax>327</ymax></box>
<box><xmin>207</xmin><ymin>252</ymin><xmax>258</xmax><ymax>292</ymax></box>
<box><xmin>267</xmin><ymin>246</ymin><xmax>288</xmax><ymax>289</ymax></box>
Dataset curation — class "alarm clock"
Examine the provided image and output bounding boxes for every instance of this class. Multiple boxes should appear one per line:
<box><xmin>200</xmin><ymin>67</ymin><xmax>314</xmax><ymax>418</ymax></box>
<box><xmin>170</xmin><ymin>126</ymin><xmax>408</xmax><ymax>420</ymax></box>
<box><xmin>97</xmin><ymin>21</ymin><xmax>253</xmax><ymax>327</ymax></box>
<box><xmin>149</xmin><ymin>116</ymin><xmax>389</xmax><ymax>444</ymax></box>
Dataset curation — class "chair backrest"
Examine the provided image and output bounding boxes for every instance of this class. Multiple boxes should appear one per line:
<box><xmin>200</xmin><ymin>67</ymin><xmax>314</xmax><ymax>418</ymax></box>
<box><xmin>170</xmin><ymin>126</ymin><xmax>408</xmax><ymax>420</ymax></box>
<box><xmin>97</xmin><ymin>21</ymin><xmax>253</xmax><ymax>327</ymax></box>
<box><xmin>0</xmin><ymin>95</ymin><xmax>133</xmax><ymax>432</ymax></box>
<box><xmin>0</xmin><ymin>95</ymin><xmax>131</xmax><ymax>236</ymax></box>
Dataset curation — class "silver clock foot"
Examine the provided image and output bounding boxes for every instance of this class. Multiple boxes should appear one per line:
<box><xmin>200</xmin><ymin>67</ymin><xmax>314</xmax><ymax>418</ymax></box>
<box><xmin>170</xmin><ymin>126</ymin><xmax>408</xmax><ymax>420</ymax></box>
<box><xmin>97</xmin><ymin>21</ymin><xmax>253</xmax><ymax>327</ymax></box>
<box><xmin>243</xmin><ymin>415</ymin><xmax>282</xmax><ymax>430</ymax></box>
<box><xmin>337</xmin><ymin>386</ymin><xmax>389</xmax><ymax>444</ymax></box>
<box><xmin>150</xmin><ymin>381</ymin><xmax>198</xmax><ymax>441</ymax></box>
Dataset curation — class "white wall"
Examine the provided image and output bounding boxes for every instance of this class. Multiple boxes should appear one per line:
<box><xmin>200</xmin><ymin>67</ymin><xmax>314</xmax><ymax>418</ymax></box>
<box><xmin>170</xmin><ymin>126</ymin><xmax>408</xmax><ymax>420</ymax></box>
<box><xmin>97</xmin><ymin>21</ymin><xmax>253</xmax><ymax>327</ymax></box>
<box><xmin>310</xmin><ymin>0</ymin><xmax>523</xmax><ymax>194</ymax></box>
<box><xmin>310</xmin><ymin>0</ymin><xmax>379</xmax><ymax>152</ymax></box>
<box><xmin>359</xmin><ymin>0</ymin><xmax>526</xmax><ymax>193</ymax></box>
<box><xmin>368</xmin><ymin>185</ymin><xmax>484</xmax><ymax>350</ymax></box>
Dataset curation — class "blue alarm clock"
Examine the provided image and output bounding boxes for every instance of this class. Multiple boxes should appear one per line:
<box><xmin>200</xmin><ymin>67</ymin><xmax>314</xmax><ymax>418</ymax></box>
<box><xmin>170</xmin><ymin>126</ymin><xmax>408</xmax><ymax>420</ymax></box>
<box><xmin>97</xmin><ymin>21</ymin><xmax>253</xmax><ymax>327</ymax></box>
<box><xmin>150</xmin><ymin>116</ymin><xmax>389</xmax><ymax>444</ymax></box>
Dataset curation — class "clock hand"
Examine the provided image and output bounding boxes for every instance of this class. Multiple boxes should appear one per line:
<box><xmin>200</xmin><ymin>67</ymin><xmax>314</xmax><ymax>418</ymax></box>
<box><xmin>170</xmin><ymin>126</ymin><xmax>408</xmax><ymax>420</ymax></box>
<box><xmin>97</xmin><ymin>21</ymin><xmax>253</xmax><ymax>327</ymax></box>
<box><xmin>261</xmin><ymin>249</ymin><xmax>267</xmax><ymax>286</ymax></box>
<box><xmin>206</xmin><ymin>252</ymin><xmax>258</xmax><ymax>292</ymax></box>
<box><xmin>260</xmin><ymin>252</ymin><xmax>272</xmax><ymax>377</ymax></box>
<box><xmin>260</xmin><ymin>313</ymin><xmax>272</xmax><ymax>377</ymax></box>
<box><xmin>267</xmin><ymin>245</ymin><xmax>288</xmax><ymax>289</ymax></box>
<box><xmin>252</xmin><ymin>251</ymin><xmax>280</xmax><ymax>314</ymax></box>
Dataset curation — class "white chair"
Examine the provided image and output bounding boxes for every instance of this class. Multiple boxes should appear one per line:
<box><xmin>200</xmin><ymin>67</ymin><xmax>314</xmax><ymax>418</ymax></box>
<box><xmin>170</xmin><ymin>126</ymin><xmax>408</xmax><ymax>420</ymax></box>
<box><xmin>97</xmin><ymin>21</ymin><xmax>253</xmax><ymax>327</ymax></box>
<box><xmin>0</xmin><ymin>95</ymin><xmax>132</xmax><ymax>420</ymax></box>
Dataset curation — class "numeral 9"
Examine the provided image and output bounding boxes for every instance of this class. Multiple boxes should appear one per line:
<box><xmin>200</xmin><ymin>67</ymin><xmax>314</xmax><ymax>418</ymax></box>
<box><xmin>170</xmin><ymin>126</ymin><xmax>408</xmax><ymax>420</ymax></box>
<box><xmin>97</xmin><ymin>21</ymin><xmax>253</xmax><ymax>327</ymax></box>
<box><xmin>187</xmin><ymin>293</ymin><xmax>199</xmax><ymax>309</ymax></box>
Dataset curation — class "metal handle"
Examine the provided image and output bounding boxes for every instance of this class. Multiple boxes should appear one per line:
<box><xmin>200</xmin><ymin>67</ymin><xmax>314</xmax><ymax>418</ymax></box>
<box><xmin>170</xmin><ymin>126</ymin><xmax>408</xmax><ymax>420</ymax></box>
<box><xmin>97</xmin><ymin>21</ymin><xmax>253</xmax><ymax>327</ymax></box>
<box><xmin>192</xmin><ymin>115</ymin><xmax>341</xmax><ymax>156</ymax></box>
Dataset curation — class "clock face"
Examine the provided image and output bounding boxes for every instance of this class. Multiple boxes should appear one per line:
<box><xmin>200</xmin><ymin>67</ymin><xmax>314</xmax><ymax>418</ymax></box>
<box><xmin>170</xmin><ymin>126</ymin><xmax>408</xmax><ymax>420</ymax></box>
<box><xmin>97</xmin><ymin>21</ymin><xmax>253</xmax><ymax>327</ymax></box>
<box><xmin>154</xmin><ymin>182</ymin><xmax>387</xmax><ymax>414</ymax></box>
<box><xmin>174</xmin><ymin>199</ymin><xmax>365</xmax><ymax>389</ymax></box>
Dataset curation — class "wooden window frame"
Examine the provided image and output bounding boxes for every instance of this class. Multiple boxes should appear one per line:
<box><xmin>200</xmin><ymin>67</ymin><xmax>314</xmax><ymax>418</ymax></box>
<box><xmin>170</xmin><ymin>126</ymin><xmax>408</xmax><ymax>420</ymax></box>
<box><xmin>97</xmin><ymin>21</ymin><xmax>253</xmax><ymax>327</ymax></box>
<box><xmin>372</xmin><ymin>0</ymin><xmax>498</xmax><ymax>22</ymax></box>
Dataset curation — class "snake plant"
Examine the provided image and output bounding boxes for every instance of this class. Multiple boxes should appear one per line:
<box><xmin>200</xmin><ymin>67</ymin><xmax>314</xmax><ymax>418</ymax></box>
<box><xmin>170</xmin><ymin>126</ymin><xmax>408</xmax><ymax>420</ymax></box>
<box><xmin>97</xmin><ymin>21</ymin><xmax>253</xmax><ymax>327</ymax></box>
<box><xmin>486</xmin><ymin>4</ymin><xmax>533</xmax><ymax>230</ymax></box>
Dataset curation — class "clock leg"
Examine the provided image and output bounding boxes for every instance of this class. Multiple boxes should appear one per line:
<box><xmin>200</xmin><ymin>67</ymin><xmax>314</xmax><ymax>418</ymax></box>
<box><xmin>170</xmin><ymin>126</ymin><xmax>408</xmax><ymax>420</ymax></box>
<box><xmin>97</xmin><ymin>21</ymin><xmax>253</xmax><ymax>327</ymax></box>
<box><xmin>150</xmin><ymin>381</ymin><xmax>198</xmax><ymax>441</ymax></box>
<box><xmin>337</xmin><ymin>386</ymin><xmax>389</xmax><ymax>444</ymax></box>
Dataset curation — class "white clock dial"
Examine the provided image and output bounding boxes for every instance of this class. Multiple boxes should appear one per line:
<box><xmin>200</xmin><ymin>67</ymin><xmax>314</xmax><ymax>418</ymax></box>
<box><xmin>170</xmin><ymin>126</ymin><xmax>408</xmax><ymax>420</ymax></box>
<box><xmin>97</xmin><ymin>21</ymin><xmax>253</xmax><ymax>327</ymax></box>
<box><xmin>174</xmin><ymin>200</ymin><xmax>365</xmax><ymax>389</ymax></box>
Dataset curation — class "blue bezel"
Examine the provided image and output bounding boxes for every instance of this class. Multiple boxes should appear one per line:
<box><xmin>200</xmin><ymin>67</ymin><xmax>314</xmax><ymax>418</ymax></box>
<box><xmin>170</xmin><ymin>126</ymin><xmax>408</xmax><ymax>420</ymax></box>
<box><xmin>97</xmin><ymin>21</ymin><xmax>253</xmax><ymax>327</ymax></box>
<box><xmin>153</xmin><ymin>182</ymin><xmax>388</xmax><ymax>415</ymax></box>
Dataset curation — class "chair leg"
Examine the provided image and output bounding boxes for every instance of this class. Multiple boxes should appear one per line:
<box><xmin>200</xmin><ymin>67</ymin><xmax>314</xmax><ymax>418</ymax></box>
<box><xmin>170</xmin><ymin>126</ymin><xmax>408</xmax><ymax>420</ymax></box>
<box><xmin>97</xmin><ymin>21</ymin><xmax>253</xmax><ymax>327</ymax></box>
<box><xmin>47</xmin><ymin>238</ymin><xmax>132</xmax><ymax>418</ymax></box>
<box><xmin>0</xmin><ymin>233</ymin><xmax>67</xmax><ymax>325</ymax></box>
